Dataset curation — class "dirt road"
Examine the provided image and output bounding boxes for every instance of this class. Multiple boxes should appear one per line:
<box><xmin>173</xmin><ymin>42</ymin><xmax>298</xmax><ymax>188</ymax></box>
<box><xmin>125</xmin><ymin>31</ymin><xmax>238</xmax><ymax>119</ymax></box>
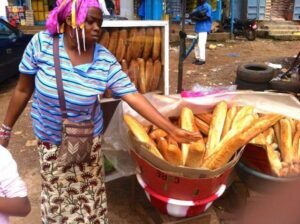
<box><xmin>0</xmin><ymin>38</ymin><xmax>299</xmax><ymax>224</ymax></box>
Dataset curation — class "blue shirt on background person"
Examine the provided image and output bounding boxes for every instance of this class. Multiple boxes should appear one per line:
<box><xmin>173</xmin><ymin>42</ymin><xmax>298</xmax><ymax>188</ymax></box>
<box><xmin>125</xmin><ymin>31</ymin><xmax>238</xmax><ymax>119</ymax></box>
<box><xmin>193</xmin><ymin>2</ymin><xmax>212</xmax><ymax>33</ymax></box>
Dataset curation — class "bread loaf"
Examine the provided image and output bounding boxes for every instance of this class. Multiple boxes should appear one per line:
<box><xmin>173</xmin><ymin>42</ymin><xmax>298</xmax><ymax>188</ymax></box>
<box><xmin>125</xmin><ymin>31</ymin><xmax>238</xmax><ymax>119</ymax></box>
<box><xmin>128</xmin><ymin>60</ymin><xmax>139</xmax><ymax>87</ymax></box>
<box><xmin>152</xmin><ymin>27</ymin><xmax>161</xmax><ymax>61</ymax></box>
<box><xmin>206</xmin><ymin>101</ymin><xmax>227</xmax><ymax>158</ymax></box>
<box><xmin>203</xmin><ymin>114</ymin><xmax>283</xmax><ymax>170</ymax></box>
<box><xmin>137</xmin><ymin>58</ymin><xmax>147</xmax><ymax>94</ymax></box>
<box><xmin>142</xmin><ymin>28</ymin><xmax>154</xmax><ymax>60</ymax></box>
<box><xmin>145</xmin><ymin>59</ymin><xmax>154</xmax><ymax>92</ymax></box>
<box><xmin>195</xmin><ymin>113</ymin><xmax>212</xmax><ymax>124</ymax></box>
<box><xmin>157</xmin><ymin>137</ymin><xmax>183</xmax><ymax>166</ymax></box>
<box><xmin>221</xmin><ymin>106</ymin><xmax>238</xmax><ymax>138</ymax></box>
<box><xmin>231</xmin><ymin>106</ymin><xmax>254</xmax><ymax>130</ymax></box>
<box><xmin>149</xmin><ymin>128</ymin><xmax>168</xmax><ymax>140</ymax></box>
<box><xmin>124</xmin><ymin>114</ymin><xmax>163</xmax><ymax>159</ymax></box>
<box><xmin>180</xmin><ymin>107</ymin><xmax>195</xmax><ymax>165</ymax></box>
<box><xmin>280</xmin><ymin>118</ymin><xmax>293</xmax><ymax>163</ymax></box>
<box><xmin>107</xmin><ymin>29</ymin><xmax>119</xmax><ymax>55</ymax></box>
<box><xmin>266</xmin><ymin>144</ymin><xmax>282</xmax><ymax>176</ymax></box>
<box><xmin>131</xmin><ymin>28</ymin><xmax>146</xmax><ymax>59</ymax></box>
<box><xmin>194</xmin><ymin>117</ymin><xmax>209</xmax><ymax>136</ymax></box>
<box><xmin>99</xmin><ymin>30</ymin><xmax>110</xmax><ymax>48</ymax></box>
<box><xmin>121</xmin><ymin>59</ymin><xmax>129</xmax><ymax>73</ymax></box>
<box><xmin>150</xmin><ymin>60</ymin><xmax>162</xmax><ymax>91</ymax></box>
<box><xmin>125</xmin><ymin>28</ymin><xmax>138</xmax><ymax>62</ymax></box>
<box><xmin>292</xmin><ymin>131</ymin><xmax>300</xmax><ymax>160</ymax></box>
<box><xmin>115</xmin><ymin>28</ymin><xmax>128</xmax><ymax>62</ymax></box>
<box><xmin>185</xmin><ymin>140</ymin><xmax>206</xmax><ymax>168</ymax></box>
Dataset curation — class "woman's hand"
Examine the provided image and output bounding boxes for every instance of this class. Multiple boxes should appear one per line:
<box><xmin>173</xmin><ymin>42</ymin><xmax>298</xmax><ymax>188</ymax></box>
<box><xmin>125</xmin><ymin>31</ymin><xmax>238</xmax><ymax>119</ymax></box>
<box><xmin>122</xmin><ymin>93</ymin><xmax>202</xmax><ymax>144</ymax></box>
<box><xmin>168</xmin><ymin>127</ymin><xmax>202</xmax><ymax>144</ymax></box>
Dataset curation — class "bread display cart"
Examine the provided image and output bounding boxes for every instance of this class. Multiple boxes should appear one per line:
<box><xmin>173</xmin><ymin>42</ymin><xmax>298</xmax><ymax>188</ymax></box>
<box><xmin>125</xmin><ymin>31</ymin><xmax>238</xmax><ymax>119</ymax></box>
<box><xmin>99</xmin><ymin>20</ymin><xmax>170</xmax><ymax>131</ymax></box>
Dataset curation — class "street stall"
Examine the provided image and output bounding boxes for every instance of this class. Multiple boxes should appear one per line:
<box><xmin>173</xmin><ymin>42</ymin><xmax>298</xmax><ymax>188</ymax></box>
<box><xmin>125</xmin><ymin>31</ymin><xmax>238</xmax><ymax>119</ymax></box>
<box><xmin>103</xmin><ymin>91</ymin><xmax>300</xmax><ymax>222</ymax></box>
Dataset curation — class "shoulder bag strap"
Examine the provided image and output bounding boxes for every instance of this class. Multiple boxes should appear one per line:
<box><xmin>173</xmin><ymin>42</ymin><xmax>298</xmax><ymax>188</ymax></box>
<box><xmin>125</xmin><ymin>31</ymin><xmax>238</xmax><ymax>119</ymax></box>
<box><xmin>53</xmin><ymin>35</ymin><xmax>68</xmax><ymax>119</ymax></box>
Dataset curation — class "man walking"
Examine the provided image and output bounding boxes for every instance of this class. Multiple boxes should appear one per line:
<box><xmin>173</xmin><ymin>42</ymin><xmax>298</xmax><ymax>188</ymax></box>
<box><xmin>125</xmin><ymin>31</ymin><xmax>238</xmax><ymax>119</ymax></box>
<box><xmin>190</xmin><ymin>0</ymin><xmax>212</xmax><ymax>65</ymax></box>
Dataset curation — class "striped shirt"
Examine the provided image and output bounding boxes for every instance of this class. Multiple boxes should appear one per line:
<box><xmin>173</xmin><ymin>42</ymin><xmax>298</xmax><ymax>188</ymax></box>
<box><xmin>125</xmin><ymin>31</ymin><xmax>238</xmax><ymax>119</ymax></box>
<box><xmin>19</xmin><ymin>31</ymin><xmax>137</xmax><ymax>145</ymax></box>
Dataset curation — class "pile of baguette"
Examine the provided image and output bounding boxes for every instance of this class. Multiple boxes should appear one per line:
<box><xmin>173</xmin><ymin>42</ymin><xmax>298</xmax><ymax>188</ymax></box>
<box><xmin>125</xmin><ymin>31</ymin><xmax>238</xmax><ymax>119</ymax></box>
<box><xmin>124</xmin><ymin>101</ymin><xmax>292</xmax><ymax>173</ymax></box>
<box><xmin>99</xmin><ymin>27</ymin><xmax>162</xmax><ymax>97</ymax></box>
<box><xmin>251</xmin><ymin>118</ymin><xmax>300</xmax><ymax>177</ymax></box>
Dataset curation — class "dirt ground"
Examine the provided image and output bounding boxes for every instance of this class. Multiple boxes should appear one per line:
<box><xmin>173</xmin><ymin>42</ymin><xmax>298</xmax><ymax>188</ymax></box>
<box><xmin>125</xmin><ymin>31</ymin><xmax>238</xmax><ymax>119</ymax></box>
<box><xmin>0</xmin><ymin>38</ymin><xmax>299</xmax><ymax>224</ymax></box>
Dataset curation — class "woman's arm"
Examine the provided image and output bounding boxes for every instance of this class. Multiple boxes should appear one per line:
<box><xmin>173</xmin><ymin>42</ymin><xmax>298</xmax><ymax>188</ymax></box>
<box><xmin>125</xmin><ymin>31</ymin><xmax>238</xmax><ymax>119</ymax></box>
<box><xmin>121</xmin><ymin>93</ymin><xmax>202</xmax><ymax>143</ymax></box>
<box><xmin>0</xmin><ymin>197</ymin><xmax>31</xmax><ymax>217</ymax></box>
<box><xmin>0</xmin><ymin>74</ymin><xmax>35</xmax><ymax>147</ymax></box>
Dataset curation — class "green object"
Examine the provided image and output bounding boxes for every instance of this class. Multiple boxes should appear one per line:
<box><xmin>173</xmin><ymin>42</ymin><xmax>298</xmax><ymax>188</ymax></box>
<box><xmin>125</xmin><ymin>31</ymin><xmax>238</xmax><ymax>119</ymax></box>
<box><xmin>104</xmin><ymin>156</ymin><xmax>115</xmax><ymax>174</ymax></box>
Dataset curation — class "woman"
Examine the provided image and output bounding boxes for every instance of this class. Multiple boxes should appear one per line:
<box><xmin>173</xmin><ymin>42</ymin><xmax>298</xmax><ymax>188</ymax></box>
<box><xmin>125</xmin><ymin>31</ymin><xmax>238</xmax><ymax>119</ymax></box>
<box><xmin>0</xmin><ymin>0</ymin><xmax>201</xmax><ymax>223</ymax></box>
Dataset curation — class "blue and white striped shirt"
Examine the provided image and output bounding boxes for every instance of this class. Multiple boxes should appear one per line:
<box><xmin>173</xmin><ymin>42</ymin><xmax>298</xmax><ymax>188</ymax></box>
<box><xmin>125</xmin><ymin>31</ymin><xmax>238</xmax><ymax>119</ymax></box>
<box><xmin>19</xmin><ymin>31</ymin><xmax>137</xmax><ymax>145</ymax></box>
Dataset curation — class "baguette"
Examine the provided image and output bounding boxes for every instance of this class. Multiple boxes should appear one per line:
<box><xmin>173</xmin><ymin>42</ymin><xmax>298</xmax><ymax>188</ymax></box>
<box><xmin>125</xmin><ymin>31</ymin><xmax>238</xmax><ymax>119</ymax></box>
<box><xmin>292</xmin><ymin>131</ymin><xmax>300</xmax><ymax>160</ymax></box>
<box><xmin>107</xmin><ymin>29</ymin><xmax>119</xmax><ymax>55</ymax></box>
<box><xmin>99</xmin><ymin>30</ymin><xmax>110</xmax><ymax>48</ymax></box>
<box><xmin>194</xmin><ymin>116</ymin><xmax>209</xmax><ymax>136</ymax></box>
<box><xmin>288</xmin><ymin>118</ymin><xmax>296</xmax><ymax>138</ymax></box>
<box><xmin>206</xmin><ymin>101</ymin><xmax>228</xmax><ymax>158</ymax></box>
<box><xmin>131</xmin><ymin>28</ymin><xmax>146</xmax><ymax>59</ymax></box>
<box><xmin>185</xmin><ymin>140</ymin><xmax>206</xmax><ymax>168</ymax></box>
<box><xmin>157</xmin><ymin>138</ymin><xmax>183</xmax><ymax>166</ymax></box>
<box><xmin>222</xmin><ymin>106</ymin><xmax>238</xmax><ymax>138</ymax></box>
<box><xmin>149</xmin><ymin>129</ymin><xmax>168</xmax><ymax>140</ymax></box>
<box><xmin>265</xmin><ymin>144</ymin><xmax>282</xmax><ymax>177</ymax></box>
<box><xmin>124</xmin><ymin>114</ymin><xmax>163</xmax><ymax>159</ymax></box>
<box><xmin>128</xmin><ymin>60</ymin><xmax>139</xmax><ymax>87</ymax></box>
<box><xmin>152</xmin><ymin>27</ymin><xmax>161</xmax><ymax>61</ymax></box>
<box><xmin>137</xmin><ymin>58</ymin><xmax>147</xmax><ymax>94</ymax></box>
<box><xmin>203</xmin><ymin>114</ymin><xmax>283</xmax><ymax>170</ymax></box>
<box><xmin>121</xmin><ymin>59</ymin><xmax>129</xmax><ymax>74</ymax></box>
<box><xmin>273</xmin><ymin>121</ymin><xmax>281</xmax><ymax>147</ymax></box>
<box><xmin>280</xmin><ymin>118</ymin><xmax>293</xmax><ymax>163</ymax></box>
<box><xmin>231</xmin><ymin>106</ymin><xmax>254</xmax><ymax>130</ymax></box>
<box><xmin>125</xmin><ymin>28</ymin><xmax>138</xmax><ymax>62</ymax></box>
<box><xmin>180</xmin><ymin>107</ymin><xmax>195</xmax><ymax>165</ymax></box>
<box><xmin>150</xmin><ymin>60</ymin><xmax>162</xmax><ymax>91</ymax></box>
<box><xmin>167</xmin><ymin>135</ymin><xmax>179</xmax><ymax>147</ymax></box>
<box><xmin>142</xmin><ymin>28</ymin><xmax>154</xmax><ymax>60</ymax></box>
<box><xmin>195</xmin><ymin>113</ymin><xmax>212</xmax><ymax>124</ymax></box>
<box><xmin>145</xmin><ymin>59</ymin><xmax>154</xmax><ymax>92</ymax></box>
<box><xmin>263</xmin><ymin>128</ymin><xmax>275</xmax><ymax>145</ymax></box>
<box><xmin>115</xmin><ymin>28</ymin><xmax>128</xmax><ymax>62</ymax></box>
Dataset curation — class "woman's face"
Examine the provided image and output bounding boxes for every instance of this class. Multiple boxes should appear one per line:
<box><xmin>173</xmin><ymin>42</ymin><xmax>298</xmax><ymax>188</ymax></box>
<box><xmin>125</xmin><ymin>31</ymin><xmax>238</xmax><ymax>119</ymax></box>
<box><xmin>84</xmin><ymin>7</ymin><xmax>103</xmax><ymax>44</ymax></box>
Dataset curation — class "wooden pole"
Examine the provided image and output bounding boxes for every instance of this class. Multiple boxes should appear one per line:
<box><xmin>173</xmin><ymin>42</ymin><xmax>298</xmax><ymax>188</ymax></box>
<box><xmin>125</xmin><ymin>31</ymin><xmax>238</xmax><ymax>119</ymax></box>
<box><xmin>177</xmin><ymin>0</ymin><xmax>186</xmax><ymax>93</ymax></box>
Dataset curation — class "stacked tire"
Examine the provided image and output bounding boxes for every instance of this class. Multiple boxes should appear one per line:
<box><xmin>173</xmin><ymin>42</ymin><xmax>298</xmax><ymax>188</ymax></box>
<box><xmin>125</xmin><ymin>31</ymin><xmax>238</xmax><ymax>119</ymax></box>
<box><xmin>235</xmin><ymin>64</ymin><xmax>274</xmax><ymax>91</ymax></box>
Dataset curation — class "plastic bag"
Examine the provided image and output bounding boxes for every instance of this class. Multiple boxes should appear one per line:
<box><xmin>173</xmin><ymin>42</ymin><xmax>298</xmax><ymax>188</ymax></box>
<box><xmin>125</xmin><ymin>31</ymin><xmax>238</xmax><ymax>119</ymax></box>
<box><xmin>181</xmin><ymin>84</ymin><xmax>237</xmax><ymax>98</ymax></box>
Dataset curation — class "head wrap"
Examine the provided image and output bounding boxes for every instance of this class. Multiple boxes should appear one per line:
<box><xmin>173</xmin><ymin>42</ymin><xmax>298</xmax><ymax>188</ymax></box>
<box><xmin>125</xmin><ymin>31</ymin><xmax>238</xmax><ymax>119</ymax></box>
<box><xmin>46</xmin><ymin>0</ymin><xmax>110</xmax><ymax>54</ymax></box>
<box><xmin>46</xmin><ymin>0</ymin><xmax>110</xmax><ymax>35</ymax></box>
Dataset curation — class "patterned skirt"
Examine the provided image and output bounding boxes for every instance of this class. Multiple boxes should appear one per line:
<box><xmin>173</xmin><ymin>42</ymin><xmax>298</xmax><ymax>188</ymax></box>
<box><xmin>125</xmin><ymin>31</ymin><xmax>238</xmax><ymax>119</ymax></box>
<box><xmin>38</xmin><ymin>136</ymin><xmax>108</xmax><ymax>224</ymax></box>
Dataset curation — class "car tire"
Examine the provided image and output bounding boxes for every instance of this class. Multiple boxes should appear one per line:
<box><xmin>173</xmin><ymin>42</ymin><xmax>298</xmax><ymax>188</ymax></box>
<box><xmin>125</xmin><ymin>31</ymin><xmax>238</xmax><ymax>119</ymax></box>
<box><xmin>270</xmin><ymin>80</ymin><xmax>300</xmax><ymax>93</ymax></box>
<box><xmin>237</xmin><ymin>64</ymin><xmax>274</xmax><ymax>83</ymax></box>
<box><xmin>235</xmin><ymin>78</ymin><xmax>270</xmax><ymax>91</ymax></box>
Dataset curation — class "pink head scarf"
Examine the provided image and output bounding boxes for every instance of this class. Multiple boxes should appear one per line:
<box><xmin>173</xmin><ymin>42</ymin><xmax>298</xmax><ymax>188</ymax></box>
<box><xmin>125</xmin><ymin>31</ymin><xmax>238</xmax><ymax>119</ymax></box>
<box><xmin>46</xmin><ymin>0</ymin><xmax>109</xmax><ymax>35</ymax></box>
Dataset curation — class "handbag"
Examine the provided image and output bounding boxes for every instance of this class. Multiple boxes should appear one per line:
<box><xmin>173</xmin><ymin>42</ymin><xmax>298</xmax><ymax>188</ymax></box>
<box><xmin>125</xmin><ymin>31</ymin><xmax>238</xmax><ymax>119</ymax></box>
<box><xmin>53</xmin><ymin>36</ymin><xmax>97</xmax><ymax>166</ymax></box>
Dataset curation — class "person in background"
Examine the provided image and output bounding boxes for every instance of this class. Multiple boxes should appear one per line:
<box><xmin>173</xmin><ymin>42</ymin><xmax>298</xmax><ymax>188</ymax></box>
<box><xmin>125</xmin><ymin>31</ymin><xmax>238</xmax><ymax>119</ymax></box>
<box><xmin>105</xmin><ymin>0</ymin><xmax>115</xmax><ymax>15</ymax></box>
<box><xmin>0</xmin><ymin>0</ymin><xmax>200</xmax><ymax>223</ymax></box>
<box><xmin>0</xmin><ymin>145</ymin><xmax>31</xmax><ymax>224</ymax></box>
<box><xmin>190</xmin><ymin>0</ymin><xmax>212</xmax><ymax>65</ymax></box>
<box><xmin>138</xmin><ymin>0</ymin><xmax>145</xmax><ymax>20</ymax></box>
